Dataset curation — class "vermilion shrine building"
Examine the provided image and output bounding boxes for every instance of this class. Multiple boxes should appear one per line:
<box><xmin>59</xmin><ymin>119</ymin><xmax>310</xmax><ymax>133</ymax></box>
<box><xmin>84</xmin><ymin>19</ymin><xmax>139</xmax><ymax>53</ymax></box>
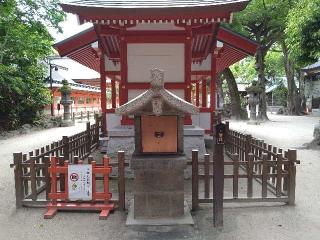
<box><xmin>54</xmin><ymin>0</ymin><xmax>258</xmax><ymax>134</ymax></box>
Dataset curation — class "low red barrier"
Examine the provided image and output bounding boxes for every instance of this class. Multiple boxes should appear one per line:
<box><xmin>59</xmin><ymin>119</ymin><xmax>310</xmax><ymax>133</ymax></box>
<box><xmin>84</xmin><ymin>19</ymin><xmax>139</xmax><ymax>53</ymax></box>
<box><xmin>44</xmin><ymin>156</ymin><xmax>114</xmax><ymax>219</ymax></box>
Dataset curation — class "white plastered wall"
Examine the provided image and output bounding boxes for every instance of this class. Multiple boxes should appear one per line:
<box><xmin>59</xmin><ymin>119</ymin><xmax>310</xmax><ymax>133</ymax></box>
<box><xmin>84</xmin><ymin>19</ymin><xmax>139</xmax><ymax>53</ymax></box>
<box><xmin>128</xmin><ymin>89</ymin><xmax>184</xmax><ymax>101</ymax></box>
<box><xmin>105</xmin><ymin>56</ymin><xmax>120</xmax><ymax>71</ymax></box>
<box><xmin>106</xmin><ymin>113</ymin><xmax>121</xmax><ymax>131</ymax></box>
<box><xmin>192</xmin><ymin>53</ymin><xmax>211</xmax><ymax>71</ymax></box>
<box><xmin>127</xmin><ymin>43</ymin><xmax>185</xmax><ymax>83</ymax></box>
<box><xmin>192</xmin><ymin>112</ymin><xmax>211</xmax><ymax>130</ymax></box>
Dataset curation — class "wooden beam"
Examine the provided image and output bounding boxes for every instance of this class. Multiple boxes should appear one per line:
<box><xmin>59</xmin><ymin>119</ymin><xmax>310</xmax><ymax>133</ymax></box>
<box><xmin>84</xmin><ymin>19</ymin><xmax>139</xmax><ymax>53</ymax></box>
<box><xmin>217</xmin><ymin>27</ymin><xmax>258</xmax><ymax>56</ymax></box>
<box><xmin>210</xmin><ymin>53</ymin><xmax>217</xmax><ymax>132</ymax></box>
<box><xmin>203</xmin><ymin>23</ymin><xmax>219</xmax><ymax>59</ymax></box>
<box><xmin>99</xmin><ymin>50</ymin><xmax>107</xmax><ymax>135</ymax></box>
<box><xmin>53</xmin><ymin>27</ymin><xmax>97</xmax><ymax>57</ymax></box>
<box><xmin>202</xmin><ymin>77</ymin><xmax>207</xmax><ymax>108</ymax></box>
<box><xmin>111</xmin><ymin>76</ymin><xmax>116</xmax><ymax>108</ymax></box>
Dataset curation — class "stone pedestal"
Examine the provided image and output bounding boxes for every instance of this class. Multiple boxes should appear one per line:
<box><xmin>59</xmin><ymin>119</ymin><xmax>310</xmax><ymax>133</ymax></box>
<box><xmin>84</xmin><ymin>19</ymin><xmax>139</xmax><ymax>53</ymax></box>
<box><xmin>247</xmin><ymin>91</ymin><xmax>260</xmax><ymax>125</ymax></box>
<box><xmin>60</xmin><ymin>96</ymin><xmax>74</xmax><ymax>127</ymax></box>
<box><xmin>131</xmin><ymin>154</ymin><xmax>186</xmax><ymax>219</ymax></box>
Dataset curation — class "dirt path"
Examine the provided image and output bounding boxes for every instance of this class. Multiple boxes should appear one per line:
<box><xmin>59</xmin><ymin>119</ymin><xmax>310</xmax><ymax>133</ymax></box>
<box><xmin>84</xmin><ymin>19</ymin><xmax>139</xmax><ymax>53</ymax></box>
<box><xmin>0</xmin><ymin>115</ymin><xmax>319</xmax><ymax>240</ymax></box>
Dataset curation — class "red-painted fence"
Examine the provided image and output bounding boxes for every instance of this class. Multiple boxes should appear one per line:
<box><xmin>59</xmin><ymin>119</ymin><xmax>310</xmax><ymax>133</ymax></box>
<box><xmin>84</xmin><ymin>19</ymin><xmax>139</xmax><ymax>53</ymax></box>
<box><xmin>45</xmin><ymin>155</ymin><xmax>114</xmax><ymax>220</ymax></box>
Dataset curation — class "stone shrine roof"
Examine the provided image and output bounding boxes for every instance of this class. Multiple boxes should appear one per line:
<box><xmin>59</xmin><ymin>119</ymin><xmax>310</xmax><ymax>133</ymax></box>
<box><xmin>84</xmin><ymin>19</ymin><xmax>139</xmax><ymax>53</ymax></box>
<box><xmin>115</xmin><ymin>69</ymin><xmax>199</xmax><ymax>116</ymax></box>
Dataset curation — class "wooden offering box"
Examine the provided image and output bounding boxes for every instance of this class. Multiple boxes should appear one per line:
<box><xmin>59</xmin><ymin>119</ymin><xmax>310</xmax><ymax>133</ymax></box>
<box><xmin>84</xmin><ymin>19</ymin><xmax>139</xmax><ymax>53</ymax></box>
<box><xmin>141</xmin><ymin>115</ymin><xmax>177</xmax><ymax>153</ymax></box>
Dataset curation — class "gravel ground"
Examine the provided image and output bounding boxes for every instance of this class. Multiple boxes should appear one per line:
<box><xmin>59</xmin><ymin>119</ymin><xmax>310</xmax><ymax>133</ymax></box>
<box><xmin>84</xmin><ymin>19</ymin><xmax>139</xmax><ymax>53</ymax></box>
<box><xmin>0</xmin><ymin>114</ymin><xmax>319</xmax><ymax>240</ymax></box>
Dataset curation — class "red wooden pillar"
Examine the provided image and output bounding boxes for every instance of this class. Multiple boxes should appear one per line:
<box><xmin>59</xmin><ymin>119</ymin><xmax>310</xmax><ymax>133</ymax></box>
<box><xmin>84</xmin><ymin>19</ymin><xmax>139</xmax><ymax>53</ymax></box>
<box><xmin>100</xmin><ymin>49</ymin><xmax>107</xmax><ymax>135</ymax></box>
<box><xmin>210</xmin><ymin>53</ymin><xmax>217</xmax><ymax>133</ymax></box>
<box><xmin>120</xmin><ymin>32</ymin><xmax>128</xmax><ymax>106</ymax></box>
<box><xmin>185</xmin><ymin>28</ymin><xmax>192</xmax><ymax>125</ymax></box>
<box><xmin>120</xmin><ymin>31</ymin><xmax>129</xmax><ymax>125</ymax></box>
<box><xmin>111</xmin><ymin>75</ymin><xmax>116</xmax><ymax>108</ymax></box>
<box><xmin>196</xmin><ymin>81</ymin><xmax>200</xmax><ymax>107</ymax></box>
<box><xmin>202</xmin><ymin>77</ymin><xmax>207</xmax><ymax>108</ymax></box>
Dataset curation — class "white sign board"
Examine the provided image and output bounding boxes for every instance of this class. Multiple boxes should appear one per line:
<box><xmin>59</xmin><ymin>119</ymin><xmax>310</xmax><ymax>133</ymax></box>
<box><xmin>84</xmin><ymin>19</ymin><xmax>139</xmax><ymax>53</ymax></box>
<box><xmin>68</xmin><ymin>164</ymin><xmax>92</xmax><ymax>201</ymax></box>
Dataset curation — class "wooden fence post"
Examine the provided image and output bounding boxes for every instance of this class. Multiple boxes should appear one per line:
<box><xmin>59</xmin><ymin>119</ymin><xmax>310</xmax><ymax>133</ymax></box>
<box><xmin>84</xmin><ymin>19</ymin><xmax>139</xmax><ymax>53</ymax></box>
<box><xmin>225</xmin><ymin>121</ymin><xmax>229</xmax><ymax>153</ymax></box>
<box><xmin>204</xmin><ymin>153</ymin><xmax>210</xmax><ymax>199</ymax></box>
<box><xmin>262</xmin><ymin>153</ymin><xmax>268</xmax><ymax>198</ymax></box>
<box><xmin>213</xmin><ymin>123</ymin><xmax>225</xmax><ymax>227</ymax></box>
<box><xmin>247</xmin><ymin>153</ymin><xmax>253</xmax><ymax>198</ymax></box>
<box><xmin>95</xmin><ymin>114</ymin><xmax>100</xmax><ymax>144</ymax></box>
<box><xmin>192</xmin><ymin>149</ymin><xmax>199</xmax><ymax>211</ymax></box>
<box><xmin>287</xmin><ymin>149</ymin><xmax>297</xmax><ymax>205</ymax></box>
<box><xmin>86</xmin><ymin>122</ymin><xmax>91</xmax><ymax>154</ymax></box>
<box><xmin>44</xmin><ymin>156</ymin><xmax>51</xmax><ymax>200</ymax></box>
<box><xmin>13</xmin><ymin>152</ymin><xmax>24</xmax><ymax>208</ymax></box>
<box><xmin>30</xmin><ymin>157</ymin><xmax>37</xmax><ymax>201</ymax></box>
<box><xmin>245</xmin><ymin>135</ymin><xmax>252</xmax><ymax>165</ymax></box>
<box><xmin>62</xmin><ymin>136</ymin><xmax>69</xmax><ymax>161</ymax></box>
<box><xmin>233</xmin><ymin>154</ymin><xmax>239</xmax><ymax>199</ymax></box>
<box><xmin>118</xmin><ymin>151</ymin><xmax>125</xmax><ymax>211</ymax></box>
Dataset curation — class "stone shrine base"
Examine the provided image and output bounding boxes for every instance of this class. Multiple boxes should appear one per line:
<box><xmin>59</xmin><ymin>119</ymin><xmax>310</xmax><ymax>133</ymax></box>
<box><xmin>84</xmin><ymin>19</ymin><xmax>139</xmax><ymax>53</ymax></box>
<box><xmin>126</xmin><ymin>200</ymin><xmax>194</xmax><ymax>226</ymax></box>
<box><xmin>131</xmin><ymin>154</ymin><xmax>186</xmax><ymax>219</ymax></box>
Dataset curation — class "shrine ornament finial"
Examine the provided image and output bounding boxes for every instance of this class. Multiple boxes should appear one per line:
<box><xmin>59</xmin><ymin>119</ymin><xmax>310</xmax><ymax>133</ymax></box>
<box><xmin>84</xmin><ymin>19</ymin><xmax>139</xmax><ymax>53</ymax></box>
<box><xmin>150</xmin><ymin>68</ymin><xmax>164</xmax><ymax>90</ymax></box>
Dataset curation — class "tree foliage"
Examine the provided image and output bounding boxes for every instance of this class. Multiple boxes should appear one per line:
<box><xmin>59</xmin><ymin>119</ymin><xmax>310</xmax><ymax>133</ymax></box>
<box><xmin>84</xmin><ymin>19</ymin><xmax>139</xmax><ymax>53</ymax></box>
<box><xmin>286</xmin><ymin>0</ymin><xmax>320</xmax><ymax>66</ymax></box>
<box><xmin>0</xmin><ymin>0</ymin><xmax>64</xmax><ymax>130</ymax></box>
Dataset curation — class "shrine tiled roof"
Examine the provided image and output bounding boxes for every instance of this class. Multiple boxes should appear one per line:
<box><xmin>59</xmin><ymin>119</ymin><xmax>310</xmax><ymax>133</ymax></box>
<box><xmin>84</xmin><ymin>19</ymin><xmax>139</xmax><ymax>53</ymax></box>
<box><xmin>301</xmin><ymin>61</ymin><xmax>320</xmax><ymax>74</ymax></box>
<box><xmin>63</xmin><ymin>0</ymin><xmax>249</xmax><ymax>8</ymax></box>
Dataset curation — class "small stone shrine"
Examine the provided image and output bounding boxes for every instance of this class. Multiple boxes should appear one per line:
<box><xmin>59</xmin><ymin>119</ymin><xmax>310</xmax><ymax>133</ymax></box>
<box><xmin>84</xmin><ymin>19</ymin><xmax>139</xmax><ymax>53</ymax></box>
<box><xmin>116</xmin><ymin>68</ymin><xmax>199</xmax><ymax>221</ymax></box>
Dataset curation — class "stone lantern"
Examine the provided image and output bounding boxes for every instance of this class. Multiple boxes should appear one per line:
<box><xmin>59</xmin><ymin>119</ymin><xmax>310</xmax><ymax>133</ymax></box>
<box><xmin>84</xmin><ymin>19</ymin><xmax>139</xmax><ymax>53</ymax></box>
<box><xmin>246</xmin><ymin>82</ymin><xmax>262</xmax><ymax>125</ymax></box>
<box><xmin>116</xmin><ymin>68</ymin><xmax>198</xmax><ymax>224</ymax></box>
<box><xmin>59</xmin><ymin>80</ymin><xmax>74</xmax><ymax>127</ymax></box>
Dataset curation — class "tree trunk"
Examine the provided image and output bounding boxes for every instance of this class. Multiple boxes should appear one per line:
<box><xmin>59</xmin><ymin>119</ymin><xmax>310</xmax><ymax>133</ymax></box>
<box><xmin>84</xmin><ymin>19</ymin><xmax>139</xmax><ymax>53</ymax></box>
<box><xmin>299</xmin><ymin>71</ymin><xmax>306</xmax><ymax>112</ymax></box>
<box><xmin>281</xmin><ymin>41</ymin><xmax>302</xmax><ymax>115</ymax></box>
<box><xmin>222</xmin><ymin>67</ymin><xmax>241</xmax><ymax>120</ymax></box>
<box><xmin>255</xmin><ymin>46</ymin><xmax>269</xmax><ymax>120</ymax></box>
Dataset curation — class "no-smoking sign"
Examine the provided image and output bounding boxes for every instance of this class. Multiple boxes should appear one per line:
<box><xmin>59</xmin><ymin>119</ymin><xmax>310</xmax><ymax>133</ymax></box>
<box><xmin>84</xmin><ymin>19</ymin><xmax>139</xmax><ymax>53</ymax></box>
<box><xmin>70</xmin><ymin>173</ymin><xmax>79</xmax><ymax>182</ymax></box>
<box><xmin>68</xmin><ymin>165</ymin><xmax>92</xmax><ymax>201</ymax></box>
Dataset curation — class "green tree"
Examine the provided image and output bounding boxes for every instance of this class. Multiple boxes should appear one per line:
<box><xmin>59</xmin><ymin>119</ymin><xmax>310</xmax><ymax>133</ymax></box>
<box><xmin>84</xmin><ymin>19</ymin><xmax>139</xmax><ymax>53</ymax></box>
<box><xmin>286</xmin><ymin>0</ymin><xmax>320</xmax><ymax>66</ymax></box>
<box><xmin>0</xmin><ymin>0</ymin><xmax>64</xmax><ymax>130</ymax></box>
<box><xmin>230</xmin><ymin>0</ymin><xmax>290</xmax><ymax>120</ymax></box>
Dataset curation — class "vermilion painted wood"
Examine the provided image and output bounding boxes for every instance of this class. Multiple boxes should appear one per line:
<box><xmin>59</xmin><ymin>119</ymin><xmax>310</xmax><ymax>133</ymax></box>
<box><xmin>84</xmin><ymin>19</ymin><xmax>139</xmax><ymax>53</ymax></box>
<box><xmin>126</xmin><ymin>35</ymin><xmax>186</xmax><ymax>43</ymax></box>
<box><xmin>45</xmin><ymin>156</ymin><xmax>114</xmax><ymax>219</ymax></box>
<box><xmin>119</xmin><ymin>32</ymin><xmax>128</xmax><ymax>105</ymax></box>
<box><xmin>185</xmin><ymin>28</ymin><xmax>192</xmax><ymax>103</ymax></box>
<box><xmin>106</xmin><ymin>71</ymin><xmax>120</xmax><ymax>76</ymax></box>
<box><xmin>210</xmin><ymin>53</ymin><xmax>217</xmax><ymax>133</ymax></box>
<box><xmin>53</xmin><ymin>28</ymin><xmax>97</xmax><ymax>57</ymax></box>
<box><xmin>73</xmin><ymin>11</ymin><xmax>233</xmax><ymax>22</ymax></box>
<box><xmin>111</xmin><ymin>76</ymin><xmax>116</xmax><ymax>108</ymax></box>
<box><xmin>196</xmin><ymin>82</ymin><xmax>200</xmax><ymax>107</ymax></box>
<box><xmin>202</xmin><ymin>78</ymin><xmax>207</xmax><ymax>108</ymax></box>
<box><xmin>217</xmin><ymin>27</ymin><xmax>258</xmax><ymax>55</ymax></box>
<box><xmin>100</xmin><ymin>47</ymin><xmax>107</xmax><ymax>134</ymax></box>
<box><xmin>106</xmin><ymin>109</ymin><xmax>116</xmax><ymax>113</ymax></box>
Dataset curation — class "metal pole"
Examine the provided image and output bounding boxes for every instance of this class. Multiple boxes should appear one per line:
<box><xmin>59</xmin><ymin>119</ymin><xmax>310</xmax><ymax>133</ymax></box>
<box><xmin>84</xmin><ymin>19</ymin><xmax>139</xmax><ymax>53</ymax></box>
<box><xmin>50</xmin><ymin>64</ymin><xmax>54</xmax><ymax>116</ymax></box>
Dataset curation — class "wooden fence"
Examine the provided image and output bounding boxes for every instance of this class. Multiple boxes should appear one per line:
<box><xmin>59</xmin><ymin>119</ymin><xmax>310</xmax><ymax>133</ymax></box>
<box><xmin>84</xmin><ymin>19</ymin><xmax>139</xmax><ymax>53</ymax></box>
<box><xmin>72</xmin><ymin>110</ymin><xmax>102</xmax><ymax>122</ymax></box>
<box><xmin>192</xmin><ymin>122</ymin><xmax>300</xmax><ymax>210</ymax></box>
<box><xmin>10</xmin><ymin>115</ymin><xmax>106</xmax><ymax>208</ymax></box>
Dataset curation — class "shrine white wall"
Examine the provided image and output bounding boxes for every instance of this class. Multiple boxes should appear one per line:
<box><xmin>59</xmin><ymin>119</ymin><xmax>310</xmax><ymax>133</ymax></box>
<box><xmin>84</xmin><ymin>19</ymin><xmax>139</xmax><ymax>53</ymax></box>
<box><xmin>127</xmin><ymin>43</ymin><xmax>185</xmax><ymax>83</ymax></box>
<box><xmin>105</xmin><ymin>56</ymin><xmax>120</xmax><ymax>71</ymax></box>
<box><xmin>191</xmin><ymin>112</ymin><xmax>211</xmax><ymax>130</ymax></box>
<box><xmin>192</xmin><ymin>53</ymin><xmax>211</xmax><ymax>71</ymax></box>
<box><xmin>128</xmin><ymin>89</ymin><xmax>184</xmax><ymax>101</ymax></box>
